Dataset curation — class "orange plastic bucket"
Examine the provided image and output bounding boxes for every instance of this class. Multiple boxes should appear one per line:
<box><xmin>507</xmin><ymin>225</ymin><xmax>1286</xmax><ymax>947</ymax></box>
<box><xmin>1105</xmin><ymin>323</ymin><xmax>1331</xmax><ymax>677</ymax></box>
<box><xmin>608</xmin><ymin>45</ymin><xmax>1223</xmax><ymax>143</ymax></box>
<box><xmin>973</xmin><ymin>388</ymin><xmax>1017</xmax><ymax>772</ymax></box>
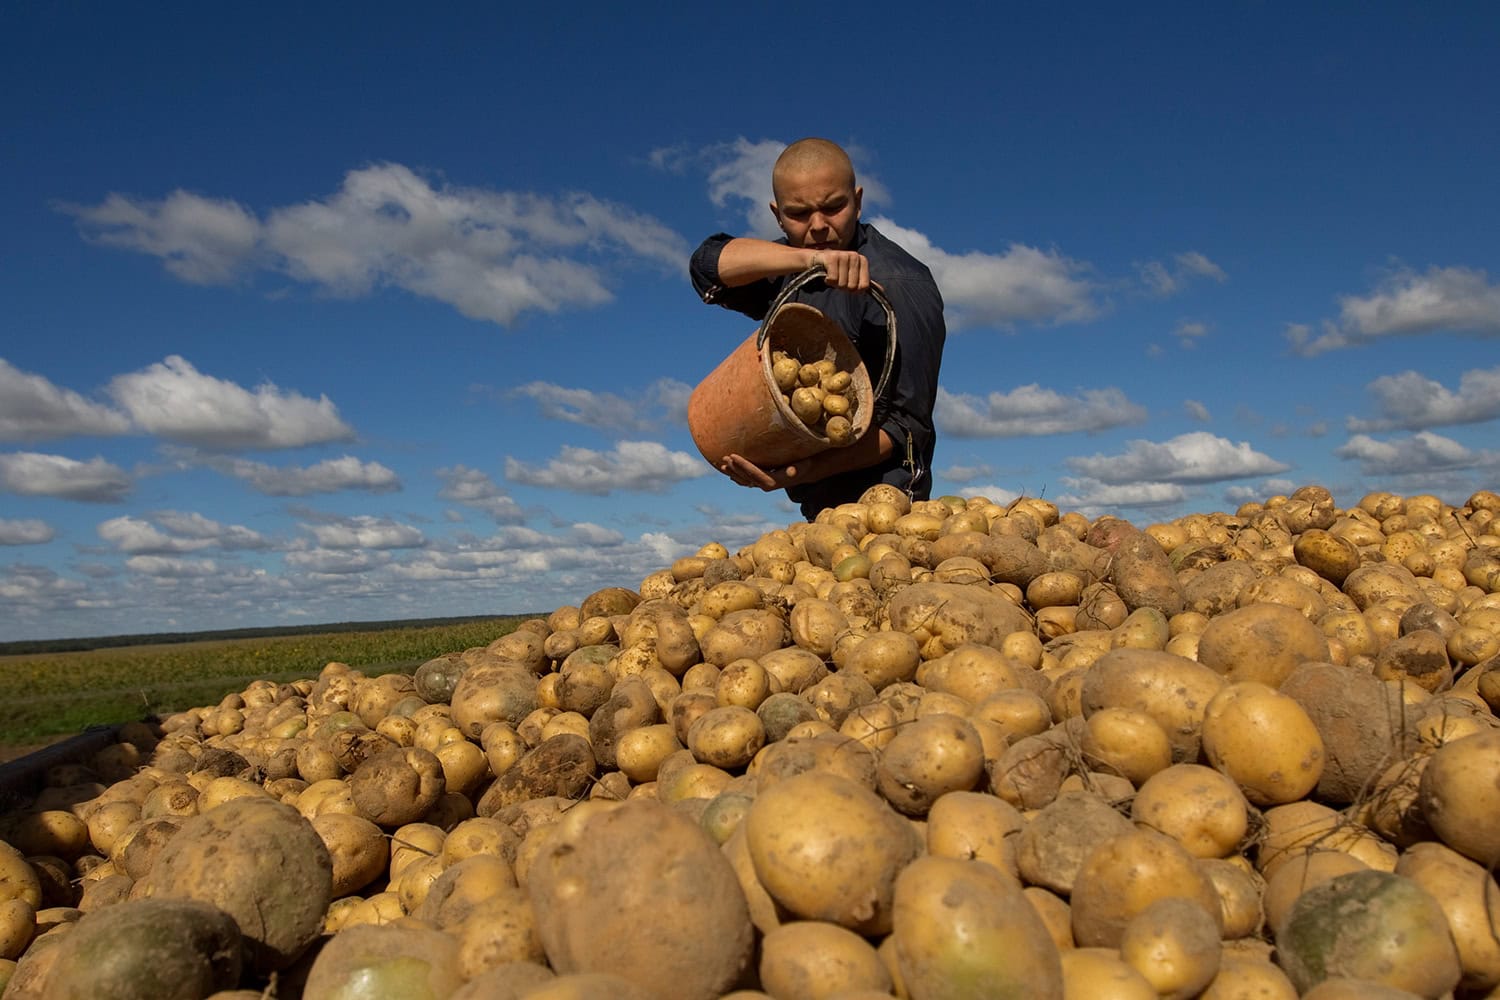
<box><xmin>688</xmin><ymin>266</ymin><xmax>896</xmax><ymax>469</ymax></box>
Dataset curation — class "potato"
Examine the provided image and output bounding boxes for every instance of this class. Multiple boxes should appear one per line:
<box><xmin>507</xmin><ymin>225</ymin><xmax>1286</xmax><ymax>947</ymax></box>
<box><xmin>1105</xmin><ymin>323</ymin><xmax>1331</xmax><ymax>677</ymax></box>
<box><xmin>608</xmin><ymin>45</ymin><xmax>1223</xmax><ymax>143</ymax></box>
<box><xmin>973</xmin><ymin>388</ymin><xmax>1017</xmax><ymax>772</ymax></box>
<box><xmin>310</xmin><ymin>812</ymin><xmax>389</xmax><ymax>897</ymax></box>
<box><xmin>687</xmin><ymin>705</ymin><xmax>766</xmax><ymax>770</ymax></box>
<box><xmin>1262</xmin><ymin>850</ymin><xmax>1369</xmax><ymax>934</ymax></box>
<box><xmin>1199</xmin><ymin>955</ymin><xmax>1299</xmax><ymax>999</ymax></box>
<box><xmin>758</xmin><ymin>920</ymin><xmax>892</xmax><ymax>999</ymax></box>
<box><xmin>302</xmin><ymin>922</ymin><xmax>463</xmax><ymax>998</ymax></box>
<box><xmin>875</xmin><ymin>714</ymin><xmax>986</xmax><ymax>815</ymax></box>
<box><xmin>1131</xmin><ymin>764</ymin><xmax>1248</xmax><ymax>859</ymax></box>
<box><xmin>37</xmin><ymin>898</ymin><xmax>242</xmax><ymax>1000</ymax></box>
<box><xmin>1060</xmin><ymin>948</ymin><xmax>1157</xmax><ymax>1000</ymax></box>
<box><xmin>700</xmin><ymin>609</ymin><xmax>791</xmax><ymax>667</ymax></box>
<box><xmin>0</xmin><ymin>843</ymin><xmax>42</xmax><ymax>910</ymax></box>
<box><xmin>526</xmin><ymin>800</ymin><xmax>752</xmax><ymax>1000</ymax></box>
<box><xmin>1080</xmin><ymin>648</ymin><xmax>1226</xmax><ymax>762</ymax></box>
<box><xmin>744</xmin><ymin>769</ymin><xmax>920</xmax><ymax>935</ymax></box>
<box><xmin>451</xmin><ymin>664</ymin><xmax>538</xmax><ymax>739</ymax></box>
<box><xmin>925</xmin><ymin>790</ymin><xmax>1024</xmax><ymax>879</ymax></box>
<box><xmin>1108</xmin><ymin>529</ymin><xmax>1186</xmax><ymax>617</ymax></box>
<box><xmin>891</xmin><ymin>855</ymin><xmax>1064</xmax><ymax>999</ymax></box>
<box><xmin>1200</xmin><ymin>857</ymin><xmax>1266</xmax><ymax>940</ymax></box>
<box><xmin>833</xmin><ymin>630</ymin><xmax>922</xmax><ymax>690</ymax></box>
<box><xmin>477</xmin><ymin>734</ymin><xmax>597</xmax><ymax>816</ymax></box>
<box><xmin>136</xmin><ymin>797</ymin><xmax>332</xmax><ymax>974</ymax></box>
<box><xmin>1070</xmin><ymin>829</ymin><xmax>1223</xmax><ymax>948</ymax></box>
<box><xmin>1200</xmin><ymin>681</ymin><xmax>1325</xmax><ymax>806</ymax></box>
<box><xmin>1118</xmin><ymin>896</ymin><xmax>1222</xmax><ymax>1000</ymax></box>
<box><xmin>350</xmin><ymin>746</ymin><xmax>446</xmax><ymax>828</ymax></box>
<box><xmin>1279</xmin><ymin>662</ymin><xmax>1416</xmax><ymax>804</ymax></box>
<box><xmin>1274</xmin><ymin>870</ymin><xmax>1461</xmax><ymax>997</ymax></box>
<box><xmin>1196</xmin><ymin>602</ymin><xmax>1330</xmax><ymax>687</ymax></box>
<box><xmin>1016</xmin><ymin>791</ymin><xmax>1134</xmax><ymax>894</ymax></box>
<box><xmin>1418</xmin><ymin>727</ymin><xmax>1500</xmax><ymax>866</ymax></box>
<box><xmin>1080</xmin><ymin>706</ymin><xmax>1173</xmax><ymax>785</ymax></box>
<box><xmin>885</xmin><ymin>581</ymin><xmax>1032</xmax><ymax>659</ymax></box>
<box><xmin>1395</xmin><ymin>841</ymin><xmax>1500</xmax><ymax>992</ymax></box>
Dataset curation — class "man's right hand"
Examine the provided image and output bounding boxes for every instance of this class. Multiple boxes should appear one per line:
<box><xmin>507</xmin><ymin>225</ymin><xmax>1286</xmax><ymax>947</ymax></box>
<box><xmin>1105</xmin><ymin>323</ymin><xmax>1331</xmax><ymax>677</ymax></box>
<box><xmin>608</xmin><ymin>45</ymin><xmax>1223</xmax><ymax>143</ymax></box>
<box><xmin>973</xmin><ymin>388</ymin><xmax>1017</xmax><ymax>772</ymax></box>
<box><xmin>809</xmin><ymin>249</ymin><xmax>870</xmax><ymax>292</ymax></box>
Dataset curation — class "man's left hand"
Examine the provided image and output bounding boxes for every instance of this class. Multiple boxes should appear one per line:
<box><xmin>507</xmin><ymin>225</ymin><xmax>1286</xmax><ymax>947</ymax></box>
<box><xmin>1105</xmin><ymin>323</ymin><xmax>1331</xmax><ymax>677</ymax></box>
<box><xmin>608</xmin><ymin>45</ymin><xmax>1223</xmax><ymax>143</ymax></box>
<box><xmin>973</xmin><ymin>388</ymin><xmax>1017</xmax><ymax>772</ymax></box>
<box><xmin>719</xmin><ymin>454</ymin><xmax>787</xmax><ymax>491</ymax></box>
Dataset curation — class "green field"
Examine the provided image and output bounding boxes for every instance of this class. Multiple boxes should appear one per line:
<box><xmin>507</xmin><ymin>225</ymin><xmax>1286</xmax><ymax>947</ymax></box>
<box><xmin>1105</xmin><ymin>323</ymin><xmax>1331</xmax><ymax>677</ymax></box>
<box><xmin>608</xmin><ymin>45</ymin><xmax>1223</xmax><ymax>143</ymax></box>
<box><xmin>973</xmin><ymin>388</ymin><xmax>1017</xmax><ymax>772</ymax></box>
<box><xmin>0</xmin><ymin>616</ymin><xmax>532</xmax><ymax>748</ymax></box>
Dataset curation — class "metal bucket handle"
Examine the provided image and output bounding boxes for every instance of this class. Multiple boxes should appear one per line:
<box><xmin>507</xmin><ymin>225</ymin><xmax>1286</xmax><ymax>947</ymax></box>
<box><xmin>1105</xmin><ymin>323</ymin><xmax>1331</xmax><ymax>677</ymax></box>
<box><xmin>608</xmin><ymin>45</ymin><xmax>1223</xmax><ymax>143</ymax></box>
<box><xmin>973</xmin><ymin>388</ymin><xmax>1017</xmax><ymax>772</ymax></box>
<box><xmin>754</xmin><ymin>264</ymin><xmax>897</xmax><ymax>406</ymax></box>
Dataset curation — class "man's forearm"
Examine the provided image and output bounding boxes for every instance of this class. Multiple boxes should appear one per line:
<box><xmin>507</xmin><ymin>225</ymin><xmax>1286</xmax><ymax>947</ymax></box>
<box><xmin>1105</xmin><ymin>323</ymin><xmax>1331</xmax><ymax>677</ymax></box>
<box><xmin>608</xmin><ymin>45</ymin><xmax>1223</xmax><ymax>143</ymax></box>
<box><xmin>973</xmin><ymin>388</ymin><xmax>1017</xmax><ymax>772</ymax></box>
<box><xmin>779</xmin><ymin>428</ymin><xmax>895</xmax><ymax>487</ymax></box>
<box><xmin>715</xmin><ymin>238</ymin><xmax>815</xmax><ymax>288</ymax></box>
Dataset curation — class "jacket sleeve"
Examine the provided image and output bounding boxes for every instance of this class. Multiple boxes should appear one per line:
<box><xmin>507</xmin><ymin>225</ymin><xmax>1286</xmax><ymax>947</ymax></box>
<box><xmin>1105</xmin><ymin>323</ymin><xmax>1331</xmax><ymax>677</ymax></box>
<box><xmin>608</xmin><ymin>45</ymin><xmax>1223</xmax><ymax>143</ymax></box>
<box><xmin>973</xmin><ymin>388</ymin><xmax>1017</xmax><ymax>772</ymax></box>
<box><xmin>689</xmin><ymin>232</ymin><xmax>779</xmax><ymax>322</ymax></box>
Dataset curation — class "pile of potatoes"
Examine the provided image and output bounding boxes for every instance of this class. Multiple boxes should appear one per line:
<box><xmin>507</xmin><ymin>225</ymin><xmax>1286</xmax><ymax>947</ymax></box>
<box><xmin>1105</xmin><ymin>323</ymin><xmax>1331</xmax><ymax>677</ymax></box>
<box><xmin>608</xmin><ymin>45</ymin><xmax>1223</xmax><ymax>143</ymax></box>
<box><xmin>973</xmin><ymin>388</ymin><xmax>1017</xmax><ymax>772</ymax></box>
<box><xmin>3</xmin><ymin>484</ymin><xmax>1500</xmax><ymax>999</ymax></box>
<box><xmin>769</xmin><ymin>349</ymin><xmax>859</xmax><ymax>446</ymax></box>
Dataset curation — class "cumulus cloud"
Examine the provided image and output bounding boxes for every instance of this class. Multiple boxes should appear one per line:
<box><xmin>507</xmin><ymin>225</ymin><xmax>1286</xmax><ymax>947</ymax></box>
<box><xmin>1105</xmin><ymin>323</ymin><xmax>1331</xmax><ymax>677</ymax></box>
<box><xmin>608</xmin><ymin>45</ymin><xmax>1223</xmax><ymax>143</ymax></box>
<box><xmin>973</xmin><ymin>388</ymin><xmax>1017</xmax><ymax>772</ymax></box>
<box><xmin>1138</xmin><ymin>252</ymin><xmax>1228</xmax><ymax>297</ymax></box>
<box><xmin>0</xmin><ymin>359</ymin><xmax>131</xmax><ymax>442</ymax></box>
<box><xmin>0</xmin><ymin>564</ymin><xmax>88</xmax><ymax>614</ymax></box>
<box><xmin>1287</xmin><ymin>265</ymin><xmax>1500</xmax><ymax>355</ymax></box>
<box><xmin>938</xmin><ymin>463</ymin><xmax>995</xmax><ymax>484</ymax></box>
<box><xmin>284</xmin><ymin>548</ymin><xmax>392</xmax><ymax>575</ymax></box>
<box><xmin>1347</xmin><ymin>366</ymin><xmax>1500</xmax><ymax>432</ymax></box>
<box><xmin>509</xmin><ymin>378</ymin><xmax>693</xmax><ymax>434</ymax></box>
<box><xmin>1224</xmin><ymin>478</ymin><xmax>1300</xmax><ymax>505</ymax></box>
<box><xmin>124</xmin><ymin>555</ymin><xmax>220</xmax><ymax>578</ymax></box>
<box><xmin>955</xmin><ymin>485</ymin><xmax>1025</xmax><ymax>505</ymax></box>
<box><xmin>1184</xmin><ymin>400</ymin><xmax>1212</xmax><ymax>422</ymax></box>
<box><xmin>1066</xmin><ymin>432</ymin><xmax>1291</xmax><ymax>485</ymax></box>
<box><xmin>1174</xmin><ymin>321</ymin><xmax>1210</xmax><ymax>350</ymax></box>
<box><xmin>505</xmin><ymin>441</ymin><xmax>710</xmax><ymax>495</ymax></box>
<box><xmin>64</xmin><ymin>164</ymin><xmax>688</xmax><ymax>326</ymax></box>
<box><xmin>872</xmin><ymin>219</ymin><xmax>1100</xmax><ymax>328</ymax></box>
<box><xmin>0</xmin><ymin>518</ymin><xmax>54</xmax><ymax>545</ymax></box>
<box><xmin>208</xmin><ymin>454</ymin><xmax>400</xmax><ymax>495</ymax></box>
<box><xmin>304</xmin><ymin>515</ymin><xmax>426</xmax><ymax>550</ymax></box>
<box><xmin>59</xmin><ymin>190</ymin><xmax>261</xmax><ymax>284</ymax></box>
<box><xmin>1335</xmin><ymin>431</ymin><xmax>1500</xmax><ymax>476</ymax></box>
<box><xmin>107</xmin><ymin>356</ymin><xmax>353</xmax><ymax>450</ymax></box>
<box><xmin>437</xmin><ymin>465</ymin><xmax>526</xmax><ymax>523</ymax></box>
<box><xmin>98</xmin><ymin>512</ymin><xmax>269</xmax><ymax>554</ymax></box>
<box><xmin>934</xmin><ymin>385</ymin><xmax>1147</xmax><ymax>438</ymax></box>
<box><xmin>0</xmin><ymin>452</ymin><xmax>131</xmax><ymax>502</ymax></box>
<box><xmin>1056</xmin><ymin>480</ymin><xmax>1188</xmax><ymax>513</ymax></box>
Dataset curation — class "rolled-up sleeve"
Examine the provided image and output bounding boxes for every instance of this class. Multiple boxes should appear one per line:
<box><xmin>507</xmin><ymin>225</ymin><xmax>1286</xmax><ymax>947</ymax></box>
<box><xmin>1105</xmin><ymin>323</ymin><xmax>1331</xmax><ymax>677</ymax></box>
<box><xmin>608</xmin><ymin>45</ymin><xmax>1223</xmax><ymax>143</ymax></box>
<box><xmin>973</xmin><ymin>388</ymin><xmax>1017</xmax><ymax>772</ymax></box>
<box><xmin>689</xmin><ymin>233</ymin><xmax>778</xmax><ymax>321</ymax></box>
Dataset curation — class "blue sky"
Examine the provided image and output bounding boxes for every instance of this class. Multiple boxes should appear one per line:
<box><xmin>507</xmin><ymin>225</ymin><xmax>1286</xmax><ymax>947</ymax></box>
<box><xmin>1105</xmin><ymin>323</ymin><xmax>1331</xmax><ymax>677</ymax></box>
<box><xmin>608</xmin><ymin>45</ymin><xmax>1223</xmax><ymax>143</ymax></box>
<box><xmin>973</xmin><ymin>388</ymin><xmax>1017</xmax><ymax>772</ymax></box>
<box><xmin>3</xmin><ymin>5</ymin><xmax>1498</xmax><ymax>641</ymax></box>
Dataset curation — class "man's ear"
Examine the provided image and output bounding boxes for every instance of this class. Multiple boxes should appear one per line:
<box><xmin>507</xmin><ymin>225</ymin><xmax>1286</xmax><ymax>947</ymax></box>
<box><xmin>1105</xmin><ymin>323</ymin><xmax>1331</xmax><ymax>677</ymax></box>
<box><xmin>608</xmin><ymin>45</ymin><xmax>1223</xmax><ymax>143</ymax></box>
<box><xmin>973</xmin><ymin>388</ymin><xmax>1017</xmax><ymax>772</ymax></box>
<box><xmin>769</xmin><ymin>200</ymin><xmax>782</xmax><ymax>226</ymax></box>
<box><xmin>853</xmin><ymin>186</ymin><xmax>863</xmax><ymax>218</ymax></box>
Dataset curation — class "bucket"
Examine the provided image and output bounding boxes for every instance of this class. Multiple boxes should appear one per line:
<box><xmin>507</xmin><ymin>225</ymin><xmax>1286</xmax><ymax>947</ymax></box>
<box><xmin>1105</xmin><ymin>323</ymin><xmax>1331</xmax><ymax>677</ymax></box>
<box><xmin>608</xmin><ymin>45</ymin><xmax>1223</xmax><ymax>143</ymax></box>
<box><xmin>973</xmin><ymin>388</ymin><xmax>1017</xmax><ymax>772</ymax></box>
<box><xmin>688</xmin><ymin>265</ymin><xmax>896</xmax><ymax>469</ymax></box>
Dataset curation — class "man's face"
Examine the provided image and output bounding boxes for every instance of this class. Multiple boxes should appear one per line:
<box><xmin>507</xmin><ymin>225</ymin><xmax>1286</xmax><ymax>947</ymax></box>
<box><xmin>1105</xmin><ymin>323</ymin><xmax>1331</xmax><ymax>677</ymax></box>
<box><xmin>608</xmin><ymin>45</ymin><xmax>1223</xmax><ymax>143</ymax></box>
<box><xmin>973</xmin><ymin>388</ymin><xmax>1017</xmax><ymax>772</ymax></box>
<box><xmin>771</xmin><ymin>162</ymin><xmax>862</xmax><ymax>251</ymax></box>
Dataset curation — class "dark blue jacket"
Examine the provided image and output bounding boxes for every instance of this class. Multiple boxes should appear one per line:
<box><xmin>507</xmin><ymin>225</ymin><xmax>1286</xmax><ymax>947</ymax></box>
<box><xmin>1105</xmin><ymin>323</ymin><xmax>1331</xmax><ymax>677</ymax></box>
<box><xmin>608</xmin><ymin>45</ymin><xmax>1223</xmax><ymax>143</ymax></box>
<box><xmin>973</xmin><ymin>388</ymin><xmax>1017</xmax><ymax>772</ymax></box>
<box><xmin>690</xmin><ymin>223</ymin><xmax>946</xmax><ymax>519</ymax></box>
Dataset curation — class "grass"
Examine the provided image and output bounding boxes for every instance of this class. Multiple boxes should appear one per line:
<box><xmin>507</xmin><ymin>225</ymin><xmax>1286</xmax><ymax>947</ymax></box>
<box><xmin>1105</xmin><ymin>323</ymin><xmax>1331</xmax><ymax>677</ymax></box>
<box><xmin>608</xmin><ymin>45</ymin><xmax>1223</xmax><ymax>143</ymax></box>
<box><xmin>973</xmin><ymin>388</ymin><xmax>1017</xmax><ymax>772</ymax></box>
<box><xmin>0</xmin><ymin>615</ymin><xmax>532</xmax><ymax>749</ymax></box>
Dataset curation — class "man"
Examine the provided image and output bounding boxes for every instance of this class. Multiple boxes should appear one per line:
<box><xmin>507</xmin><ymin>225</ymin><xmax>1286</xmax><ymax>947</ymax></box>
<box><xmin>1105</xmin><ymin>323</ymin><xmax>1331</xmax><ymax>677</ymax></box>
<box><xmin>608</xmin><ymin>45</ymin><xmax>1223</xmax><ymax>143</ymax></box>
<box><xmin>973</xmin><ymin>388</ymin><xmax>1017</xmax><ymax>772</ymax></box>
<box><xmin>689</xmin><ymin>138</ymin><xmax>946</xmax><ymax>520</ymax></box>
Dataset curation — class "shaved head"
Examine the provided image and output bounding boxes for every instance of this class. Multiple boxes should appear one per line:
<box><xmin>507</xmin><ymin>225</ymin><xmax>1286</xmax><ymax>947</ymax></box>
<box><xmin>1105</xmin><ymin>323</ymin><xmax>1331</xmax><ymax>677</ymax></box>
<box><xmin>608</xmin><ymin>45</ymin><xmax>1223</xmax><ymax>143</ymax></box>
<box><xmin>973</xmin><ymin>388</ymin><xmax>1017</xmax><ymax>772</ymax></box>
<box><xmin>772</xmin><ymin>138</ymin><xmax>857</xmax><ymax>202</ymax></box>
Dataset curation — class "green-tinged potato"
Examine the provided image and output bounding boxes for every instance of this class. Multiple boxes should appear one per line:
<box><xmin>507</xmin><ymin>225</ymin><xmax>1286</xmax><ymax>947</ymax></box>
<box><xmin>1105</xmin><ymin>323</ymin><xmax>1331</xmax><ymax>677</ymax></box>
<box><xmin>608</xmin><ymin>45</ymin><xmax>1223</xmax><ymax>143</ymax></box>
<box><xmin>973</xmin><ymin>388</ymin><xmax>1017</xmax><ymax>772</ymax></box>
<box><xmin>1201</xmin><ymin>681</ymin><xmax>1325</xmax><ymax>805</ymax></box>
<box><xmin>758</xmin><ymin>920</ymin><xmax>892</xmax><ymax>999</ymax></box>
<box><xmin>745</xmin><ymin>770</ymin><xmax>920</xmax><ymax>935</ymax></box>
<box><xmin>39</xmin><ymin>898</ymin><xmax>241</xmax><ymax>1000</ymax></box>
<box><xmin>136</xmin><ymin>796</ymin><xmax>332</xmax><ymax>974</ymax></box>
<box><xmin>892</xmin><ymin>855</ymin><xmax>1064</xmax><ymax>1000</ymax></box>
<box><xmin>302</xmin><ymin>922</ymin><xmax>463</xmax><ymax>999</ymax></box>
<box><xmin>1274</xmin><ymin>870</ymin><xmax>1460</xmax><ymax>997</ymax></box>
<box><xmin>527</xmin><ymin>800</ymin><xmax>752</xmax><ymax>1000</ymax></box>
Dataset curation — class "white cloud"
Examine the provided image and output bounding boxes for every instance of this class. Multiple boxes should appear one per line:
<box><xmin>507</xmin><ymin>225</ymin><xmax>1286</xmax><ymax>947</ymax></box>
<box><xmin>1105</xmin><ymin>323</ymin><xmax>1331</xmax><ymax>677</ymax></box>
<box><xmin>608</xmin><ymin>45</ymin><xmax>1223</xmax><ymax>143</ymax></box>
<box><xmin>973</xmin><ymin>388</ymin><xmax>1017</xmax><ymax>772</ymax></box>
<box><xmin>108</xmin><ymin>356</ymin><xmax>353</xmax><ymax>450</ymax></box>
<box><xmin>1184</xmin><ymin>399</ymin><xmax>1211</xmax><ymax>422</ymax></box>
<box><xmin>510</xmin><ymin>378</ymin><xmax>693</xmax><ymax>434</ymax></box>
<box><xmin>0</xmin><ymin>452</ymin><xmax>131</xmax><ymax>502</ymax></box>
<box><xmin>1175</xmin><ymin>321</ymin><xmax>1210</xmax><ymax>350</ymax></box>
<box><xmin>1288</xmin><ymin>265</ymin><xmax>1500</xmax><ymax>355</ymax></box>
<box><xmin>1224</xmin><ymin>478</ymin><xmax>1299</xmax><ymax>505</ymax></box>
<box><xmin>124</xmin><ymin>555</ymin><xmax>220</xmax><ymax>578</ymax></box>
<box><xmin>436</xmin><ymin>465</ymin><xmax>526</xmax><ymax>523</ymax></box>
<box><xmin>98</xmin><ymin>512</ymin><xmax>269</xmax><ymax>554</ymax></box>
<box><xmin>65</xmin><ymin>165</ymin><xmax>689</xmax><ymax>326</ymax></box>
<box><xmin>872</xmin><ymin>219</ymin><xmax>1100</xmax><ymax>328</ymax></box>
<box><xmin>1138</xmin><ymin>251</ymin><xmax>1228</xmax><ymax>297</ymax></box>
<box><xmin>934</xmin><ymin>384</ymin><xmax>1147</xmax><ymax>438</ymax></box>
<box><xmin>938</xmin><ymin>463</ymin><xmax>995</xmax><ymax>484</ymax></box>
<box><xmin>1055</xmin><ymin>479</ymin><xmax>1188</xmax><ymax>514</ymax></box>
<box><xmin>1348</xmin><ymin>366</ymin><xmax>1500</xmax><ymax>432</ymax></box>
<box><xmin>0</xmin><ymin>359</ymin><xmax>132</xmax><ymax>442</ymax></box>
<box><xmin>285</xmin><ymin>548</ymin><xmax>392</xmax><ymax>575</ymax></box>
<box><xmin>1335</xmin><ymin>431</ymin><xmax>1500</xmax><ymax>476</ymax></box>
<box><xmin>0</xmin><ymin>564</ymin><xmax>89</xmax><ymax>614</ymax></box>
<box><xmin>0</xmin><ymin>519</ymin><xmax>54</xmax><ymax>545</ymax></box>
<box><xmin>211</xmin><ymin>454</ymin><xmax>400</xmax><ymax>495</ymax></box>
<box><xmin>504</xmin><ymin>440</ymin><xmax>710</xmax><ymax>495</ymax></box>
<box><xmin>1066</xmin><ymin>432</ymin><xmax>1291</xmax><ymax>485</ymax></box>
<box><xmin>305</xmin><ymin>515</ymin><xmax>426</xmax><ymax>550</ymax></box>
<box><xmin>955</xmin><ymin>485</ymin><xmax>1024</xmax><ymax>505</ymax></box>
<box><xmin>60</xmin><ymin>190</ymin><xmax>261</xmax><ymax>284</ymax></box>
